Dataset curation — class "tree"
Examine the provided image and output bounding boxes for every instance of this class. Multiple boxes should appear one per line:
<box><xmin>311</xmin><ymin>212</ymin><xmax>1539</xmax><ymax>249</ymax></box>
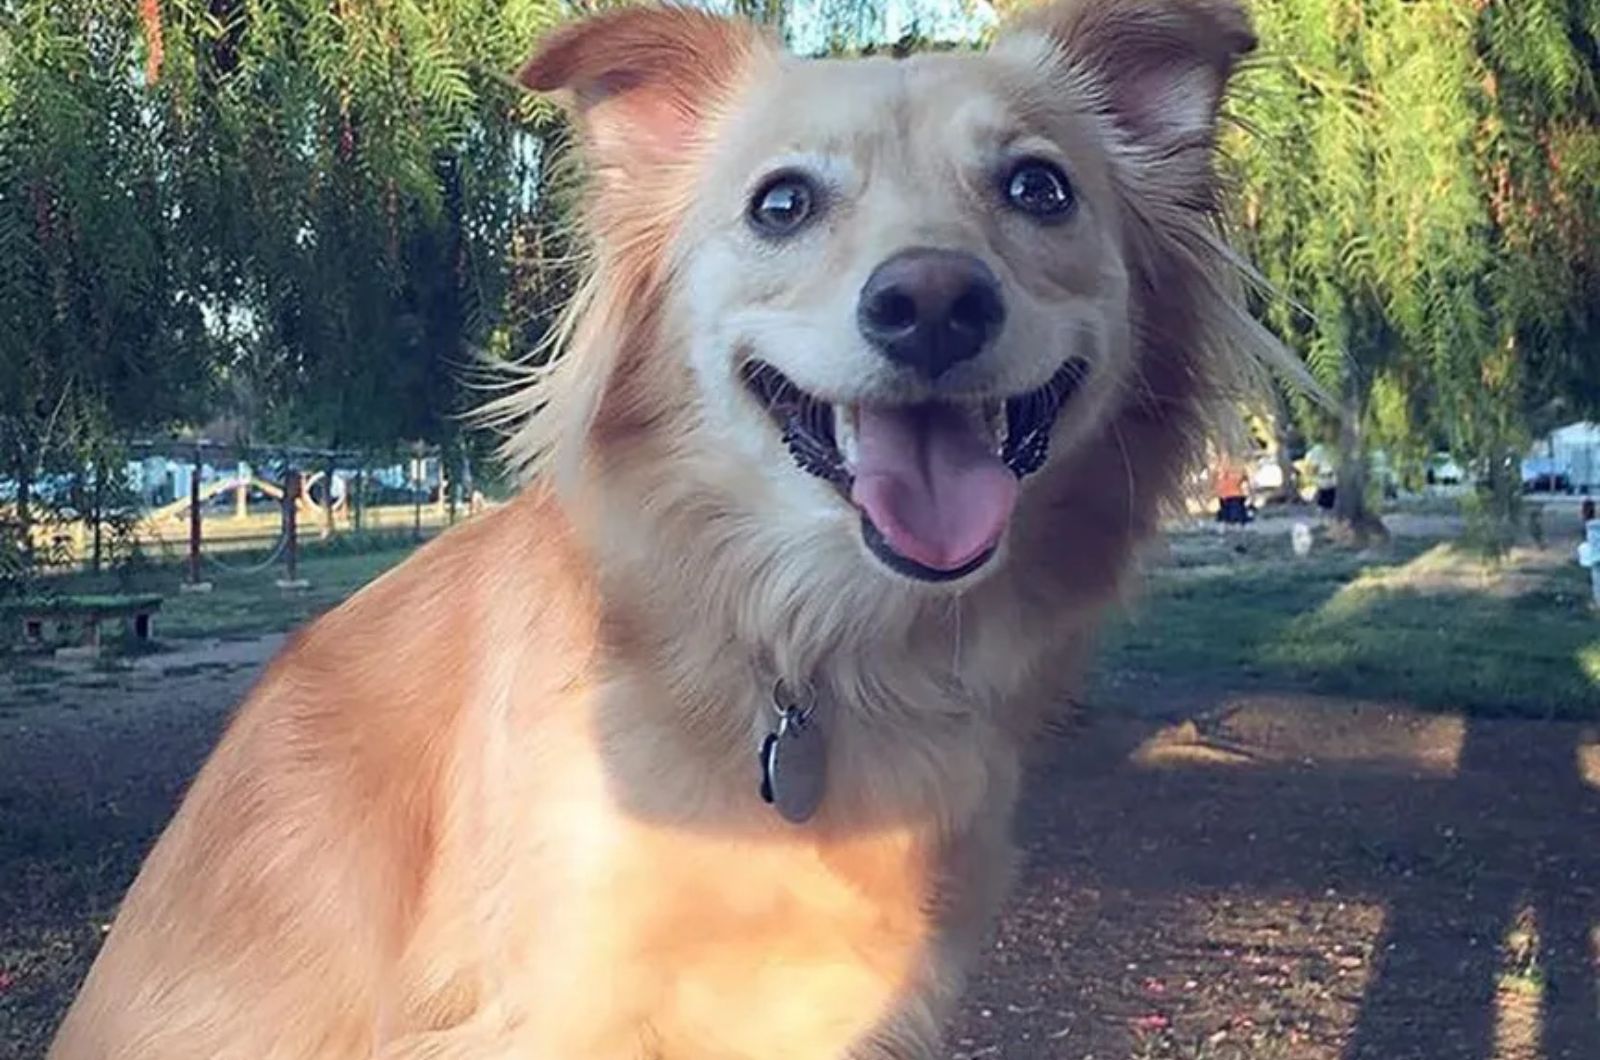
<box><xmin>142</xmin><ymin>0</ymin><xmax>561</xmax><ymax>464</ymax></box>
<box><xmin>1478</xmin><ymin>0</ymin><xmax>1600</xmax><ymax>425</ymax></box>
<box><xmin>1</xmin><ymin>0</ymin><xmax>574</xmax><ymax>571</ymax></box>
<box><xmin>1222</xmin><ymin>0</ymin><xmax>1599</xmax><ymax>539</ymax></box>
<box><xmin>0</xmin><ymin>0</ymin><xmax>217</xmax><ymax>570</ymax></box>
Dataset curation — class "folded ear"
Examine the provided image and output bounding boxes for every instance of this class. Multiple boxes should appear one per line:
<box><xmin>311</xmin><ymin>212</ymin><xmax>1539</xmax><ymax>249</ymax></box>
<box><xmin>519</xmin><ymin>6</ymin><xmax>774</xmax><ymax>178</ymax></box>
<box><xmin>1003</xmin><ymin>0</ymin><xmax>1256</xmax><ymax>152</ymax></box>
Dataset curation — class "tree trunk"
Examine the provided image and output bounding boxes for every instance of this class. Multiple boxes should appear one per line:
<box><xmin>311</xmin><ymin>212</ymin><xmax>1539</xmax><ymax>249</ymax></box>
<box><xmin>1473</xmin><ymin>440</ymin><xmax>1524</xmax><ymax>556</ymax></box>
<box><xmin>1267</xmin><ymin>389</ymin><xmax>1299</xmax><ymax>504</ymax></box>
<box><xmin>446</xmin><ymin>443</ymin><xmax>460</xmax><ymax>526</ymax></box>
<box><xmin>16</xmin><ymin>454</ymin><xmax>33</xmax><ymax>563</ymax></box>
<box><xmin>1331</xmin><ymin>378</ymin><xmax>1388</xmax><ymax>546</ymax></box>
<box><xmin>91</xmin><ymin>459</ymin><xmax>104</xmax><ymax>574</ymax></box>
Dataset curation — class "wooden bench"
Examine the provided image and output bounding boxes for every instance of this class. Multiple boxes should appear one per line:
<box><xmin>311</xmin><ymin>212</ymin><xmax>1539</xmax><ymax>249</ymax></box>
<box><xmin>6</xmin><ymin>593</ymin><xmax>164</xmax><ymax>655</ymax></box>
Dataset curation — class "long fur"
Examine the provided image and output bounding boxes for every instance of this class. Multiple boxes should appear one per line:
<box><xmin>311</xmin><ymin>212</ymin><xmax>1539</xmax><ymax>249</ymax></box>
<box><xmin>50</xmin><ymin>3</ymin><xmax>1303</xmax><ymax>1058</ymax></box>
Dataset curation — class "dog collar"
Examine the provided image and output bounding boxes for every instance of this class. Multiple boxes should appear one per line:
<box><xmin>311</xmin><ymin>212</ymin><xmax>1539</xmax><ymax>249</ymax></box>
<box><xmin>758</xmin><ymin>680</ymin><xmax>826</xmax><ymax>824</ymax></box>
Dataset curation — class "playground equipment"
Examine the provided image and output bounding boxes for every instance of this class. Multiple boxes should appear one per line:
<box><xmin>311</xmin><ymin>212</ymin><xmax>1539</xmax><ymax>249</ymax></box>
<box><xmin>131</xmin><ymin>440</ymin><xmax>372</xmax><ymax>592</ymax></box>
<box><xmin>148</xmin><ymin>467</ymin><xmax>348</xmax><ymax>525</ymax></box>
<box><xmin>112</xmin><ymin>438</ymin><xmax>466</xmax><ymax>593</ymax></box>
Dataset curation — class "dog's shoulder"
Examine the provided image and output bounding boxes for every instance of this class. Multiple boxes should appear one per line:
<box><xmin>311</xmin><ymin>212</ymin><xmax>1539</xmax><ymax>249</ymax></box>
<box><xmin>263</xmin><ymin>486</ymin><xmax>595</xmax><ymax>685</ymax></box>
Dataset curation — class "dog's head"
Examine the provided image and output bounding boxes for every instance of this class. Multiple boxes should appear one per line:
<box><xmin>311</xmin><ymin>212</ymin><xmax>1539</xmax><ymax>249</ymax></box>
<box><xmin>509</xmin><ymin>0</ymin><xmax>1271</xmax><ymax>592</ymax></box>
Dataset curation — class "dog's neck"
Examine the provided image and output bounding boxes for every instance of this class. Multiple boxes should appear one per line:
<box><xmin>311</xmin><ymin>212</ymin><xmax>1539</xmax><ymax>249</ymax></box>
<box><xmin>555</xmin><ymin>455</ymin><xmax>1086</xmax><ymax>835</ymax></box>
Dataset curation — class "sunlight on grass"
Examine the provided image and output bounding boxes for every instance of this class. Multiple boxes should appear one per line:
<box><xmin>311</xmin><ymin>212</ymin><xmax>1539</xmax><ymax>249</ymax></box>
<box><xmin>1580</xmin><ymin>741</ymin><xmax>1600</xmax><ymax>791</ymax></box>
<box><xmin>1493</xmin><ymin>901</ymin><xmax>1544</xmax><ymax>1058</ymax></box>
<box><xmin>1287</xmin><ymin>542</ymin><xmax>1544</xmax><ymax>623</ymax></box>
<box><xmin>1580</xmin><ymin>643</ymin><xmax>1600</xmax><ymax>685</ymax></box>
<box><xmin>1097</xmin><ymin>525</ymin><xmax>1600</xmax><ymax>718</ymax></box>
<box><xmin>1254</xmin><ymin>542</ymin><xmax>1600</xmax><ymax>718</ymax></box>
<box><xmin>1303</xmin><ymin>544</ymin><xmax>1470</xmax><ymax>622</ymax></box>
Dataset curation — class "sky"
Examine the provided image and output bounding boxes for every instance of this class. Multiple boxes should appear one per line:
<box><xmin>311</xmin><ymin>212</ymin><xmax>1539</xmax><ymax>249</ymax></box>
<box><xmin>784</xmin><ymin>0</ymin><xmax>996</xmax><ymax>53</ymax></box>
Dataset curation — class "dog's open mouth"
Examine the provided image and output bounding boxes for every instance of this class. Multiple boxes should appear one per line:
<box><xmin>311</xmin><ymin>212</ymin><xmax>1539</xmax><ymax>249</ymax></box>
<box><xmin>740</xmin><ymin>359</ymin><xmax>1088</xmax><ymax>582</ymax></box>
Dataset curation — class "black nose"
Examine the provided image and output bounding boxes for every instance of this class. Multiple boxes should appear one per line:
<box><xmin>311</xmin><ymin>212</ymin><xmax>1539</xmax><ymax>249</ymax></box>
<box><xmin>857</xmin><ymin>248</ymin><xmax>1006</xmax><ymax>380</ymax></box>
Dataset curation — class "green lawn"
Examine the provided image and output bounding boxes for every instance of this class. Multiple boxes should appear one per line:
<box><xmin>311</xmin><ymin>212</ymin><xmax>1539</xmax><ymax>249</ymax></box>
<box><xmin>13</xmin><ymin>539</ymin><xmax>420</xmax><ymax>644</ymax></box>
<box><xmin>1095</xmin><ymin>530</ymin><xmax>1600</xmax><ymax>719</ymax></box>
<box><xmin>9</xmin><ymin>519</ymin><xmax>1599</xmax><ymax>720</ymax></box>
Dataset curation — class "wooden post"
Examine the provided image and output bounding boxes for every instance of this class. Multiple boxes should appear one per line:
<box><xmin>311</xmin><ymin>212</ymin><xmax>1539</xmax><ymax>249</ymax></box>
<box><xmin>277</xmin><ymin>467</ymin><xmax>308</xmax><ymax>590</ymax></box>
<box><xmin>15</xmin><ymin>454</ymin><xmax>33</xmax><ymax>563</ymax></box>
<box><xmin>189</xmin><ymin>452</ymin><xmax>201</xmax><ymax>582</ymax></box>
<box><xmin>448</xmin><ymin>450</ymin><xmax>463</xmax><ymax>526</ymax></box>
<box><xmin>90</xmin><ymin>458</ymin><xmax>104</xmax><ymax>574</ymax></box>
<box><xmin>412</xmin><ymin>454</ymin><xmax>423</xmax><ymax>542</ymax></box>
<box><xmin>321</xmin><ymin>456</ymin><xmax>335</xmax><ymax>540</ymax></box>
<box><xmin>436</xmin><ymin>450</ymin><xmax>448</xmax><ymax>523</ymax></box>
<box><xmin>181</xmin><ymin>446</ymin><xmax>213</xmax><ymax>593</ymax></box>
<box><xmin>235</xmin><ymin>461</ymin><xmax>249</xmax><ymax>519</ymax></box>
<box><xmin>284</xmin><ymin>469</ymin><xmax>298</xmax><ymax>580</ymax></box>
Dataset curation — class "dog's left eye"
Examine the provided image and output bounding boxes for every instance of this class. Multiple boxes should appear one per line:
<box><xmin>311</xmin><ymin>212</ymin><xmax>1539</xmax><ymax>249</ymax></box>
<box><xmin>748</xmin><ymin>173</ymin><xmax>817</xmax><ymax>236</ymax></box>
<box><xmin>1004</xmin><ymin>159</ymin><xmax>1075</xmax><ymax>221</ymax></box>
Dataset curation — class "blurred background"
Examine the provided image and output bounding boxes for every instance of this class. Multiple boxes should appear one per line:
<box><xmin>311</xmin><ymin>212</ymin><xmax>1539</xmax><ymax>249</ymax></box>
<box><xmin>1</xmin><ymin>2</ymin><xmax>1598</xmax><ymax>1058</ymax></box>
<box><xmin>0</xmin><ymin>0</ymin><xmax>1595</xmax><ymax>585</ymax></box>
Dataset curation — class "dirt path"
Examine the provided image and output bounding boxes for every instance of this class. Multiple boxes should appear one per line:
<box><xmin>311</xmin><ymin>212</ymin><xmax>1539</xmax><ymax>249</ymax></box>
<box><xmin>3</xmin><ymin>652</ymin><xmax>1598</xmax><ymax>1059</ymax></box>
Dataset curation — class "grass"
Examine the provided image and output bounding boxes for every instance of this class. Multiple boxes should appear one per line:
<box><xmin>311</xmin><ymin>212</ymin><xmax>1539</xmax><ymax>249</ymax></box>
<box><xmin>1094</xmin><ymin>528</ymin><xmax>1600</xmax><ymax>719</ymax></box>
<box><xmin>10</xmin><ymin>538</ymin><xmax>420</xmax><ymax>644</ymax></box>
<box><xmin>9</xmin><ymin>513</ymin><xmax>1599</xmax><ymax>720</ymax></box>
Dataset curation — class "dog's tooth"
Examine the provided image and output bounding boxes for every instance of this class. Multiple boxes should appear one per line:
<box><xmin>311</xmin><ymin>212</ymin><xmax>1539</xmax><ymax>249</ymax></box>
<box><xmin>835</xmin><ymin>404</ymin><xmax>858</xmax><ymax>469</ymax></box>
<box><xmin>986</xmin><ymin>400</ymin><xmax>1006</xmax><ymax>454</ymax></box>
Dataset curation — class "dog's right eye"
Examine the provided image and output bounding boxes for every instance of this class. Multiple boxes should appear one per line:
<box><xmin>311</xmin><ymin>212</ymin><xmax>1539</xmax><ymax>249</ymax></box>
<box><xmin>748</xmin><ymin>173</ymin><xmax>817</xmax><ymax>237</ymax></box>
<box><xmin>1003</xmin><ymin>158</ymin><xmax>1075</xmax><ymax>222</ymax></box>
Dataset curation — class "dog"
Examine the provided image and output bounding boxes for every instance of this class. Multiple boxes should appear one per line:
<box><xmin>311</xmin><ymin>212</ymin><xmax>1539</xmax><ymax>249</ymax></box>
<box><xmin>50</xmin><ymin>2</ymin><xmax>1295</xmax><ymax>1056</ymax></box>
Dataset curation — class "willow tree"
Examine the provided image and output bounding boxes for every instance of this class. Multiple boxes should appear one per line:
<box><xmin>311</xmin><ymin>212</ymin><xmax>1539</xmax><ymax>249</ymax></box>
<box><xmin>1223</xmin><ymin>0</ymin><xmax>1600</xmax><ymax>536</ymax></box>
<box><xmin>134</xmin><ymin>0</ymin><xmax>566</xmax><ymax>468</ymax></box>
<box><xmin>0</xmin><ymin>0</ymin><xmax>217</xmax><ymax>567</ymax></box>
<box><xmin>1478</xmin><ymin>0</ymin><xmax>1600</xmax><ymax>432</ymax></box>
<box><xmin>2</xmin><ymin>0</ymin><xmax>575</xmax><ymax>566</ymax></box>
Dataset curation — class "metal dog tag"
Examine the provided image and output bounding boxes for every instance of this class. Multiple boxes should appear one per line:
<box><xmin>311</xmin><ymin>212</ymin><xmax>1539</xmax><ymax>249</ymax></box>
<box><xmin>758</xmin><ymin>686</ymin><xmax>826</xmax><ymax>824</ymax></box>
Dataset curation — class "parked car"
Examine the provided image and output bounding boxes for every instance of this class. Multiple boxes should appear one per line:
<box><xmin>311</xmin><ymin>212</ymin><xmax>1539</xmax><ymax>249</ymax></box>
<box><xmin>1426</xmin><ymin>452</ymin><xmax>1465</xmax><ymax>486</ymax></box>
<box><xmin>1521</xmin><ymin>456</ymin><xmax>1573</xmax><ymax>493</ymax></box>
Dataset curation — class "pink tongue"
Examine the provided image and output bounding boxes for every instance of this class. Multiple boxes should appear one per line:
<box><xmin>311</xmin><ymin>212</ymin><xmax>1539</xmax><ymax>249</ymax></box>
<box><xmin>849</xmin><ymin>405</ymin><xmax>1019</xmax><ymax>572</ymax></box>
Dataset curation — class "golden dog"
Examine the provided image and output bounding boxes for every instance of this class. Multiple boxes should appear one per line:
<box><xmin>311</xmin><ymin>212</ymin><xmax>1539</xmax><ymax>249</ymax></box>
<box><xmin>51</xmin><ymin>1</ymin><xmax>1294</xmax><ymax>1056</ymax></box>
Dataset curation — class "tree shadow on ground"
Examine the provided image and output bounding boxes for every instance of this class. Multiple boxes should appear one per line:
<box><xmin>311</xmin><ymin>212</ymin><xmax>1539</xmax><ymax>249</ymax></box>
<box><xmin>958</xmin><ymin>558</ymin><xmax>1599</xmax><ymax>1058</ymax></box>
<box><xmin>953</xmin><ymin>700</ymin><xmax>1600</xmax><ymax>1059</ymax></box>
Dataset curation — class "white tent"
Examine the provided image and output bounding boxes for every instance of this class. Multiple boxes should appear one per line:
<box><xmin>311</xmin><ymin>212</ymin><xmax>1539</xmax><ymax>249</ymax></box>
<box><xmin>1546</xmin><ymin>422</ymin><xmax>1600</xmax><ymax>490</ymax></box>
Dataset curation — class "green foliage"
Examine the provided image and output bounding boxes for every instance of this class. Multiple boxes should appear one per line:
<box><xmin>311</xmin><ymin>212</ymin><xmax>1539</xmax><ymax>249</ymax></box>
<box><xmin>0</xmin><ymin>0</ymin><xmax>567</xmax><ymax>578</ymax></box>
<box><xmin>0</xmin><ymin>1</ymin><xmax>218</xmax><ymax>519</ymax></box>
<box><xmin>1</xmin><ymin>0</ymin><xmax>1595</xmax><ymax>568</ymax></box>
<box><xmin>140</xmin><ymin>0</ymin><xmax>563</xmax><ymax>450</ymax></box>
<box><xmin>1221</xmin><ymin>0</ymin><xmax>1599</xmax><ymax>529</ymax></box>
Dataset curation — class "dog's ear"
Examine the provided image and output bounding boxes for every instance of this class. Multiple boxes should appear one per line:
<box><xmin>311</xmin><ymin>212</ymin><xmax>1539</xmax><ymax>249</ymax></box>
<box><xmin>1003</xmin><ymin>0</ymin><xmax>1256</xmax><ymax>152</ymax></box>
<box><xmin>520</xmin><ymin>7</ymin><xmax>773</xmax><ymax>176</ymax></box>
